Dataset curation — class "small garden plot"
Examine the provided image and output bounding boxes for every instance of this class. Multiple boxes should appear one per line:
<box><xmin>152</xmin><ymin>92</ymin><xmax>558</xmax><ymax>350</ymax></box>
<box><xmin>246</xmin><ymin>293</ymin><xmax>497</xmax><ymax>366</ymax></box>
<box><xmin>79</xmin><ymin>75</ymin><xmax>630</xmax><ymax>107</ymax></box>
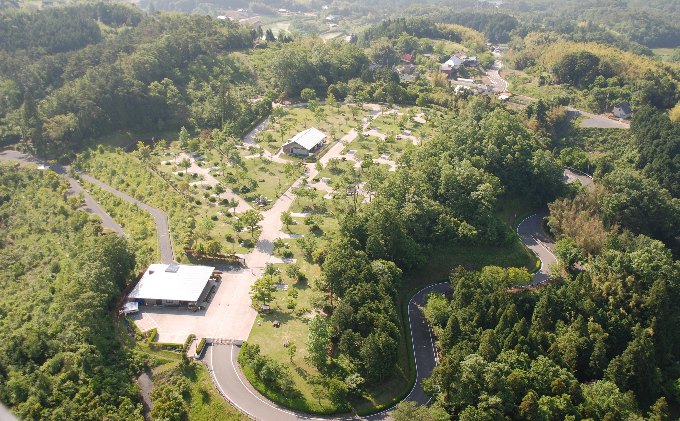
<box><xmin>220</xmin><ymin>154</ymin><xmax>305</xmax><ymax>205</ymax></box>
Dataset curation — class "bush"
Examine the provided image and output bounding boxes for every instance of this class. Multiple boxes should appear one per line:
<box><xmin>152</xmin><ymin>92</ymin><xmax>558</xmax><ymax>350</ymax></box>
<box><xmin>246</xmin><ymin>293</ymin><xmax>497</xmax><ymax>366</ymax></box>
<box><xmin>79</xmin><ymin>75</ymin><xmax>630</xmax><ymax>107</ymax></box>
<box><xmin>196</xmin><ymin>338</ymin><xmax>207</xmax><ymax>356</ymax></box>
<box><xmin>225</xmin><ymin>233</ymin><xmax>233</xmax><ymax>241</ymax></box>
<box><xmin>208</xmin><ymin>196</ymin><xmax>216</xmax><ymax>202</ymax></box>
<box><xmin>211</xmin><ymin>214</ymin><xmax>218</xmax><ymax>221</ymax></box>
<box><xmin>195</xmin><ymin>199</ymin><xmax>201</xmax><ymax>205</ymax></box>
<box><xmin>286</xmin><ymin>298</ymin><xmax>296</xmax><ymax>309</ymax></box>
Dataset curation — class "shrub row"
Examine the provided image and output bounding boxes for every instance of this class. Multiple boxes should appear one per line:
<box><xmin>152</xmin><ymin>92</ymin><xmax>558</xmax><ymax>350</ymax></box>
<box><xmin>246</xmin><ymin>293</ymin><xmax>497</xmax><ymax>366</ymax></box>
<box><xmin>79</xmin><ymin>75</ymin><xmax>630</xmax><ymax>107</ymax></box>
<box><xmin>196</xmin><ymin>338</ymin><xmax>207</xmax><ymax>356</ymax></box>
<box><xmin>145</xmin><ymin>328</ymin><xmax>184</xmax><ymax>351</ymax></box>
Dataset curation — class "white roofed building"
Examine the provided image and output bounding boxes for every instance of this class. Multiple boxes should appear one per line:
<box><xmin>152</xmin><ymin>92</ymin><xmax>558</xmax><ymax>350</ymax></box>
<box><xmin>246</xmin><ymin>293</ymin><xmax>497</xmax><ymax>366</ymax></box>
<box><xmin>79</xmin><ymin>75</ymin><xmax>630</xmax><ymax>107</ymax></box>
<box><xmin>128</xmin><ymin>263</ymin><xmax>215</xmax><ymax>305</ymax></box>
<box><xmin>282</xmin><ymin>128</ymin><xmax>326</xmax><ymax>156</ymax></box>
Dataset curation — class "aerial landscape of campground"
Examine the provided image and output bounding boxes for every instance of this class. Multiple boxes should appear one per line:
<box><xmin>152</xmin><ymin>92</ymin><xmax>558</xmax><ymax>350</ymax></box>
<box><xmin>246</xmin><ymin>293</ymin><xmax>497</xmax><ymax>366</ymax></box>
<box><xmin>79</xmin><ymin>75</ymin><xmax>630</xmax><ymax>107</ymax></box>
<box><xmin>3</xmin><ymin>0</ymin><xmax>680</xmax><ymax>420</ymax></box>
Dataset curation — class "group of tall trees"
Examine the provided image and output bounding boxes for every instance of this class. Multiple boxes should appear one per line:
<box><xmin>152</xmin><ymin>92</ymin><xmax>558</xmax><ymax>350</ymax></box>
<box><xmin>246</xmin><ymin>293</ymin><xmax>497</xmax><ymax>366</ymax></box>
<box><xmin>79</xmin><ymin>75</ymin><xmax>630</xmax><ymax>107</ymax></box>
<box><xmin>0</xmin><ymin>168</ymin><xmax>148</xmax><ymax>420</ymax></box>
<box><xmin>422</xmin><ymin>254</ymin><xmax>678</xmax><ymax>419</ymax></box>
<box><xmin>260</xmin><ymin>39</ymin><xmax>370</xmax><ymax>98</ymax></box>
<box><xmin>0</xmin><ymin>5</ymin><xmax>265</xmax><ymax>161</ymax></box>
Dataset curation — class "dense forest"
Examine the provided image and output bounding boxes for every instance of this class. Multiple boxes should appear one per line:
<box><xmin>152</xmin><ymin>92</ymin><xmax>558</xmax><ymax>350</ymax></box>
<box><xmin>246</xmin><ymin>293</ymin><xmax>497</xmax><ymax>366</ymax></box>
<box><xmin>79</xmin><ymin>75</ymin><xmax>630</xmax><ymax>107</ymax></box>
<box><xmin>0</xmin><ymin>4</ymin><xmax>264</xmax><ymax>161</ymax></box>
<box><xmin>0</xmin><ymin>167</ymin><xmax>151</xmax><ymax>420</ymax></box>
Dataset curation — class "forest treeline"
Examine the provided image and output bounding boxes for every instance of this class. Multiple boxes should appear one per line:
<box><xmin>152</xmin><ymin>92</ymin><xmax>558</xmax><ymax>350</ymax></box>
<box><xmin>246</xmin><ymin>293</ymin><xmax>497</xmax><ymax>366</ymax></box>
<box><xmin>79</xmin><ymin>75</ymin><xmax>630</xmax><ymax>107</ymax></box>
<box><xmin>398</xmin><ymin>2</ymin><xmax>679</xmax><ymax>53</ymax></box>
<box><xmin>0</xmin><ymin>3</ymin><xmax>142</xmax><ymax>54</ymax></box>
<box><xmin>0</xmin><ymin>168</ymin><xmax>151</xmax><ymax>420</ymax></box>
<box><xmin>0</xmin><ymin>5</ymin><xmax>266</xmax><ymax>162</ymax></box>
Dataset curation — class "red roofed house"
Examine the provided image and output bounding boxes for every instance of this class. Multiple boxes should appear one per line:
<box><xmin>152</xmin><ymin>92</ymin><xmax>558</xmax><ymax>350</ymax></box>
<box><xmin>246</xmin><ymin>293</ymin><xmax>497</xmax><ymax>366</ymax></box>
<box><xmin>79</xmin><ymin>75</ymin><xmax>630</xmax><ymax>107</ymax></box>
<box><xmin>401</xmin><ymin>53</ymin><xmax>415</xmax><ymax>64</ymax></box>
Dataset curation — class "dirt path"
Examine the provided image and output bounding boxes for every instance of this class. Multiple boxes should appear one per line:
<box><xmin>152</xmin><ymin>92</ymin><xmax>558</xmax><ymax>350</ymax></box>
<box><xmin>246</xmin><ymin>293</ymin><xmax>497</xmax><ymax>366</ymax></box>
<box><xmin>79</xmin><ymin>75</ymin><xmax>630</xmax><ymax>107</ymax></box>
<box><xmin>234</xmin><ymin>52</ymin><xmax>266</xmax><ymax>91</ymax></box>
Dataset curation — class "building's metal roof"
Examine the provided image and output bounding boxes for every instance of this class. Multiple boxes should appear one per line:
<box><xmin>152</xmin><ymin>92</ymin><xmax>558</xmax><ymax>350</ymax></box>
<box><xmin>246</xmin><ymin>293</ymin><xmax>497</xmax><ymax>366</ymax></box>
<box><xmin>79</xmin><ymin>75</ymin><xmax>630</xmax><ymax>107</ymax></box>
<box><xmin>445</xmin><ymin>56</ymin><xmax>464</xmax><ymax>68</ymax></box>
<box><xmin>283</xmin><ymin>128</ymin><xmax>326</xmax><ymax>150</ymax></box>
<box><xmin>128</xmin><ymin>264</ymin><xmax>215</xmax><ymax>302</ymax></box>
<box><xmin>615</xmin><ymin>101</ymin><xmax>632</xmax><ymax>115</ymax></box>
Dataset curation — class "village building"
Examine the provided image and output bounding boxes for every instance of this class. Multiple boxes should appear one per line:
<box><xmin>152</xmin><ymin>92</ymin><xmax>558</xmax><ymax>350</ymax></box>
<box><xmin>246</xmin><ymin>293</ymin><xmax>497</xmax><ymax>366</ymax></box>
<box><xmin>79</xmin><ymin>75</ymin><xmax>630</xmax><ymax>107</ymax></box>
<box><xmin>613</xmin><ymin>101</ymin><xmax>632</xmax><ymax>119</ymax></box>
<box><xmin>127</xmin><ymin>263</ymin><xmax>216</xmax><ymax>307</ymax></box>
<box><xmin>441</xmin><ymin>55</ymin><xmax>468</xmax><ymax>77</ymax></box>
<box><xmin>282</xmin><ymin>128</ymin><xmax>326</xmax><ymax>156</ymax></box>
<box><xmin>401</xmin><ymin>53</ymin><xmax>415</xmax><ymax>64</ymax></box>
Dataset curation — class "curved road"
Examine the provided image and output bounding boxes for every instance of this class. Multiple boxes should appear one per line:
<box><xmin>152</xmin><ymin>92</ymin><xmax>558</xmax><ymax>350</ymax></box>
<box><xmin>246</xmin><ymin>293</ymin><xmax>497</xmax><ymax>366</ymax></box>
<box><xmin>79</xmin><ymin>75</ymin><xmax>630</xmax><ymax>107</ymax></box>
<box><xmin>517</xmin><ymin>168</ymin><xmax>594</xmax><ymax>285</ymax></box>
<box><xmin>0</xmin><ymin>150</ymin><xmax>125</xmax><ymax>236</ymax></box>
<box><xmin>203</xmin><ymin>282</ymin><xmax>453</xmax><ymax>421</ymax></box>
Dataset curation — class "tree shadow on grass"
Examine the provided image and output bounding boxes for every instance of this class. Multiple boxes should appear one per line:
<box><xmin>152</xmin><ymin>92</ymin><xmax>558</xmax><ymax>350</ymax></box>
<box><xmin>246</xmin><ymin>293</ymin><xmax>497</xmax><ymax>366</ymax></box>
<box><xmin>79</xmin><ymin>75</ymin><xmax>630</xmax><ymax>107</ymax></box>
<box><xmin>200</xmin><ymin>388</ymin><xmax>211</xmax><ymax>404</ymax></box>
<box><xmin>294</xmin><ymin>365</ymin><xmax>309</xmax><ymax>380</ymax></box>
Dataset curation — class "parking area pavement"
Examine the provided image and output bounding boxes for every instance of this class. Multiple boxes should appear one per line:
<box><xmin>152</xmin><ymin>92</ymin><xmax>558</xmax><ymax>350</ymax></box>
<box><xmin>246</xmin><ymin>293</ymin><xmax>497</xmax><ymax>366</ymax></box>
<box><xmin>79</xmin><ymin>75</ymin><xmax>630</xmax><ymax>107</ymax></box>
<box><xmin>129</xmin><ymin>266</ymin><xmax>258</xmax><ymax>343</ymax></box>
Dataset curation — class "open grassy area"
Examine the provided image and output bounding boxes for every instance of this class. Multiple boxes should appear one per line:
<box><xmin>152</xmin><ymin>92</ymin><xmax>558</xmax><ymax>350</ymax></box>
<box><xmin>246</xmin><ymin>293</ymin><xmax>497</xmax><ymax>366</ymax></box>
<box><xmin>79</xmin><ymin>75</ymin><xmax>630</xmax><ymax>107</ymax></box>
<box><xmin>152</xmin><ymin>362</ymin><xmax>250</xmax><ymax>420</ymax></box>
<box><xmin>255</xmin><ymin>103</ymin><xmax>360</xmax><ymax>153</ymax></box>
<box><xmin>652</xmin><ymin>47</ymin><xmax>678</xmax><ymax>62</ymax></box>
<box><xmin>402</xmin><ymin>239</ymin><xmax>537</xmax><ymax>291</ymax></box>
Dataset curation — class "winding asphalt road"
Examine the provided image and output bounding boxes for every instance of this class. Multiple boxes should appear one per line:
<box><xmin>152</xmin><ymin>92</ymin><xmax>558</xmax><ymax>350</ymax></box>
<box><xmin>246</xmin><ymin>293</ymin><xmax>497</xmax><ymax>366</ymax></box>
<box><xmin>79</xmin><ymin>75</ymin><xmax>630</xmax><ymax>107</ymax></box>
<box><xmin>0</xmin><ymin>150</ymin><xmax>125</xmax><ymax>236</ymax></box>
<box><xmin>203</xmin><ymin>282</ymin><xmax>453</xmax><ymax>421</ymax></box>
<box><xmin>517</xmin><ymin>168</ymin><xmax>594</xmax><ymax>284</ymax></box>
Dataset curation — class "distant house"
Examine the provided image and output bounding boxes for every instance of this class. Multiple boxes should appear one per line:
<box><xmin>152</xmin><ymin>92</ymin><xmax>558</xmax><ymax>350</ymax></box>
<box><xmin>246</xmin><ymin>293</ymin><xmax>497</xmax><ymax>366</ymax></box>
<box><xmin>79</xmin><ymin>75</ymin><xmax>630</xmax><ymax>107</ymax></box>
<box><xmin>282</xmin><ymin>128</ymin><xmax>326</xmax><ymax>156</ymax></box>
<box><xmin>401</xmin><ymin>53</ymin><xmax>415</xmax><ymax>64</ymax></box>
<box><xmin>460</xmin><ymin>55</ymin><xmax>478</xmax><ymax>67</ymax></box>
<box><xmin>441</xmin><ymin>55</ymin><xmax>464</xmax><ymax>76</ymax></box>
<box><xmin>325</xmin><ymin>14</ymin><xmax>338</xmax><ymax>21</ymax></box>
<box><xmin>613</xmin><ymin>101</ymin><xmax>632</xmax><ymax>119</ymax></box>
<box><xmin>400</xmin><ymin>63</ymin><xmax>416</xmax><ymax>74</ymax></box>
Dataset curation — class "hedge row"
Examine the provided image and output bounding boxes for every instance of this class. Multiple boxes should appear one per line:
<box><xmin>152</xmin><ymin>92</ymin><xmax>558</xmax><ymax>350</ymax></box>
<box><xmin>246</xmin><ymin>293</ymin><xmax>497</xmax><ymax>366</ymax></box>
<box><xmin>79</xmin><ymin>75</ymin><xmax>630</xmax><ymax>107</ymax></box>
<box><xmin>196</xmin><ymin>338</ymin><xmax>207</xmax><ymax>356</ymax></box>
<box><xmin>145</xmin><ymin>328</ymin><xmax>184</xmax><ymax>351</ymax></box>
<box><xmin>183</xmin><ymin>334</ymin><xmax>195</xmax><ymax>353</ymax></box>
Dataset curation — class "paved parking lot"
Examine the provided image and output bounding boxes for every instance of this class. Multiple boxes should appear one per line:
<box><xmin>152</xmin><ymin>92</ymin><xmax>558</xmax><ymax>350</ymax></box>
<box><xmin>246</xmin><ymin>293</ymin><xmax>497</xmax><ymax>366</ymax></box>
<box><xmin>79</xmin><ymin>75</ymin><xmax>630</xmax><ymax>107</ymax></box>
<box><xmin>129</xmin><ymin>266</ymin><xmax>259</xmax><ymax>343</ymax></box>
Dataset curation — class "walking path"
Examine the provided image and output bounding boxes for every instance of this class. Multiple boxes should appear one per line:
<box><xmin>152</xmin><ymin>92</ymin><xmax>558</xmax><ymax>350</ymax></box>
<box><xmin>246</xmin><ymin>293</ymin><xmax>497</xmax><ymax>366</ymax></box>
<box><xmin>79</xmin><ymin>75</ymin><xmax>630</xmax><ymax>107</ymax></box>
<box><xmin>77</xmin><ymin>172</ymin><xmax>175</xmax><ymax>264</ymax></box>
<box><xmin>0</xmin><ymin>150</ymin><xmax>175</xmax><ymax>263</ymax></box>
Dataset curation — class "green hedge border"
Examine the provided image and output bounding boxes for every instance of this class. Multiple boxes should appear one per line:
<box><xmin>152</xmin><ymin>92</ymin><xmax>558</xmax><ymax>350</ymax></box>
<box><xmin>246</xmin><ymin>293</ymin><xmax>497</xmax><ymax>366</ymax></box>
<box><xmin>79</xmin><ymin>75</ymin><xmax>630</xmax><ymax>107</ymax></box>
<box><xmin>146</xmin><ymin>328</ymin><xmax>184</xmax><ymax>351</ymax></box>
<box><xmin>196</xmin><ymin>338</ymin><xmax>207</xmax><ymax>356</ymax></box>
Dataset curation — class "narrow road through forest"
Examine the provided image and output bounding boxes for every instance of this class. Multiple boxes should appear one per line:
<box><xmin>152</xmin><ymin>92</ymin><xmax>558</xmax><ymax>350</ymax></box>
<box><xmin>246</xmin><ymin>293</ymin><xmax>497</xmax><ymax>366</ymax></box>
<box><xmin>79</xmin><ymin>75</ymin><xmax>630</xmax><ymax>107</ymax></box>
<box><xmin>517</xmin><ymin>168</ymin><xmax>594</xmax><ymax>284</ymax></box>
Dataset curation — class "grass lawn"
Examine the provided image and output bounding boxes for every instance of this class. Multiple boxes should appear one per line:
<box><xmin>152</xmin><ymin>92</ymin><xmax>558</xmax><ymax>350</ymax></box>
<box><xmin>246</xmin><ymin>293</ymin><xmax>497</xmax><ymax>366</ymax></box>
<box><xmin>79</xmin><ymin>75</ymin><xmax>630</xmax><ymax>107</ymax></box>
<box><xmin>402</xmin><ymin>239</ymin><xmax>537</xmax><ymax>292</ymax></box>
<box><xmin>255</xmin><ymin>104</ymin><xmax>360</xmax><ymax>150</ymax></box>
<box><xmin>652</xmin><ymin>47</ymin><xmax>677</xmax><ymax>62</ymax></box>
<box><xmin>152</xmin><ymin>362</ymin><xmax>250</xmax><ymax>421</ymax></box>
